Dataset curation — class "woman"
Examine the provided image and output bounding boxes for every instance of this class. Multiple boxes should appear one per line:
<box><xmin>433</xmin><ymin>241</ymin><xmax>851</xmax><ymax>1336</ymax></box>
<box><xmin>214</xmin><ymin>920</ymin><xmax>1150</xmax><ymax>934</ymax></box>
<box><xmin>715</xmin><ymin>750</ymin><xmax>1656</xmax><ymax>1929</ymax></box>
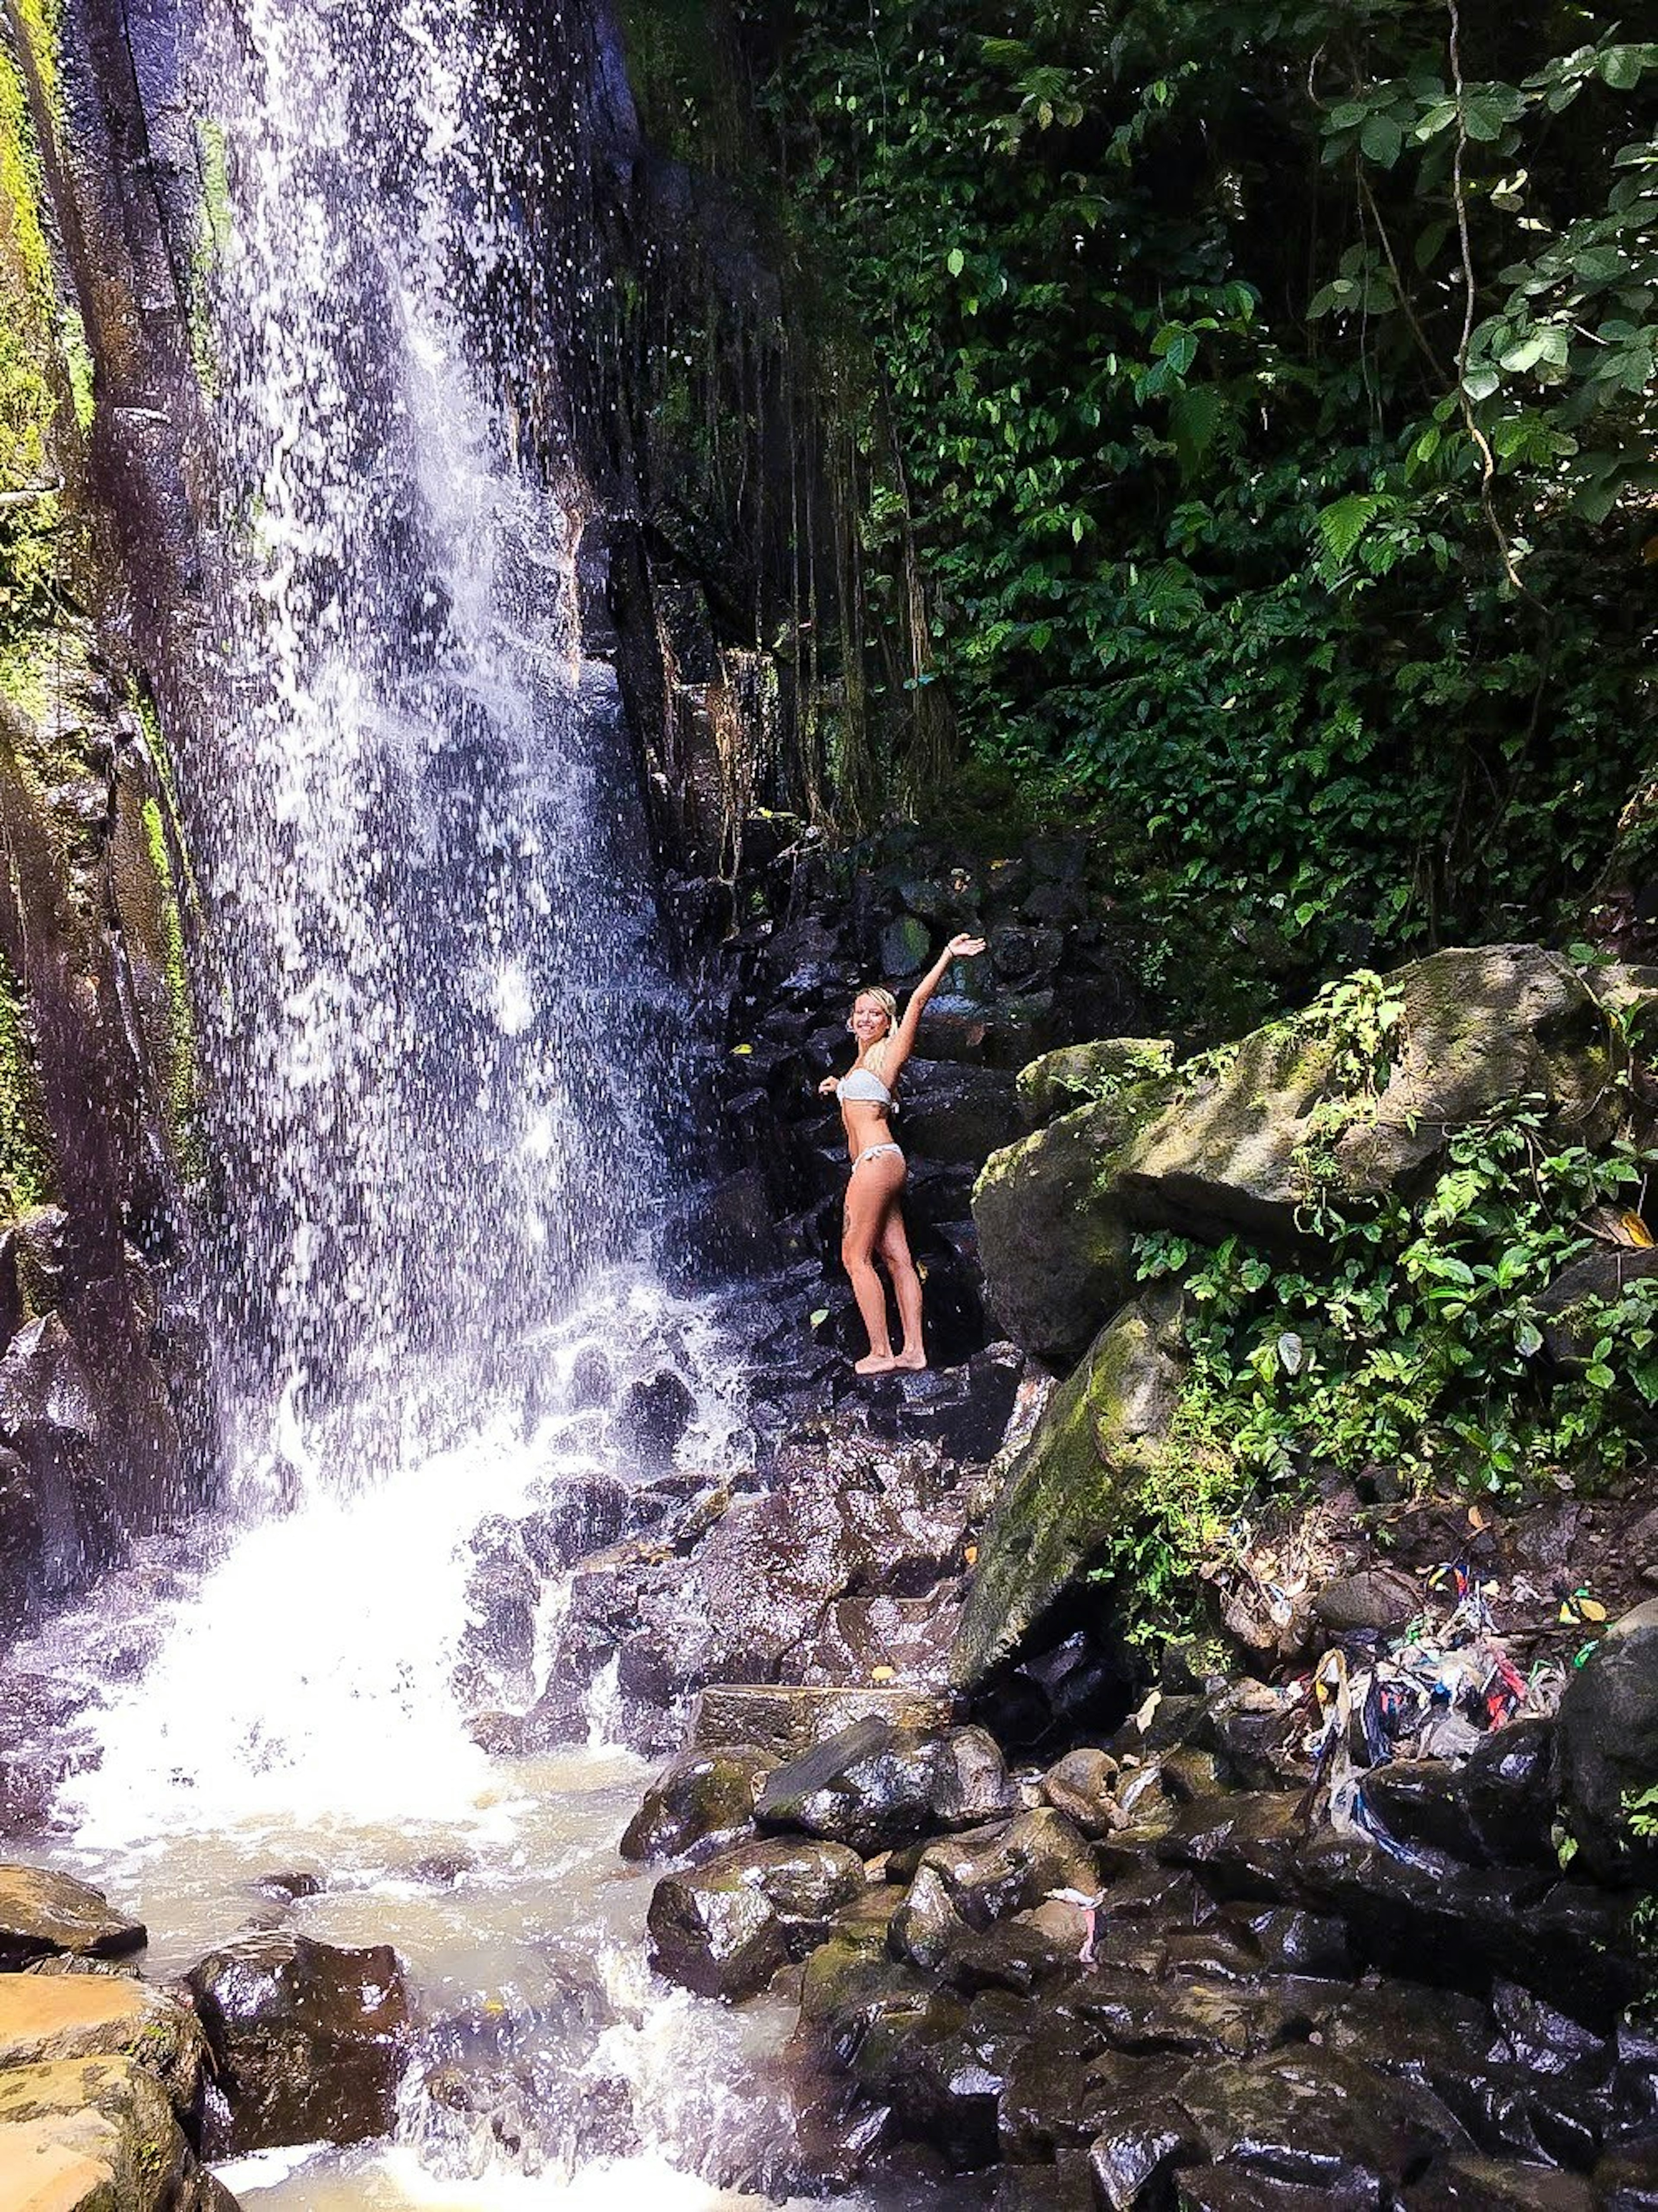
<box><xmin>818</xmin><ymin>931</ymin><xmax>986</xmax><ymax>1373</ymax></box>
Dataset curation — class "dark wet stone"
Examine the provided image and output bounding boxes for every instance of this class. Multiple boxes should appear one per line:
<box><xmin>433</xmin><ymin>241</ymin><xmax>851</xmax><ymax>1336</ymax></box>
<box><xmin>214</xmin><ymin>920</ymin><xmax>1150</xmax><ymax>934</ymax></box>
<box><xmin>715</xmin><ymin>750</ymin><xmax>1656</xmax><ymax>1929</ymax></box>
<box><xmin>1174</xmin><ymin>2175</ymin><xmax>1349</xmax><ymax>2211</ymax></box>
<box><xmin>521</xmin><ymin>1475</ymin><xmax>630</xmax><ymax>1568</ymax></box>
<box><xmin>933</xmin><ymin>1727</ymin><xmax>1017</xmax><ymax>1829</ymax></box>
<box><xmin>1557</xmin><ymin>1599</ymin><xmax>1658</xmax><ymax>1883</ymax></box>
<box><xmin>889</xmin><ymin>1863</ymin><xmax>972</xmax><ymax>1973</ymax></box>
<box><xmin>1088</xmin><ymin>2095</ymin><xmax>1209</xmax><ymax>2211</ymax></box>
<box><xmin>1296</xmin><ymin>1832</ymin><xmax>1635</xmax><ymax>2024</ymax></box>
<box><xmin>1361</xmin><ymin>1760</ymin><xmax>1489</xmax><ymax>1866</ymax></box>
<box><xmin>1161</xmin><ymin>1921</ymin><xmax>1262</xmax><ymax>1983</ymax></box>
<box><xmin>1461</xmin><ymin>1719</ymin><xmax>1557</xmax><ymax>1868</ymax></box>
<box><xmin>611</xmin><ymin>1371</ymin><xmax>696</xmax><ymax>1472</ymax></box>
<box><xmin>850</xmin><ymin>1984</ymin><xmax>1030</xmax><ymax>2170</ymax></box>
<box><xmin>755</xmin><ymin>1718</ymin><xmax>938</xmax><ymax>1854</ymax></box>
<box><xmin>647</xmin><ymin>1836</ymin><xmax>866</xmax><ymax>2002</ymax></box>
<box><xmin>1064</xmin><ymin>1970</ymin><xmax>1264</xmax><ymax>2061</ymax></box>
<box><xmin>250</xmin><ymin>1870</ymin><xmax>326</xmax><ymax>1905</ymax></box>
<box><xmin>185</xmin><ymin>1932</ymin><xmax>411</xmax><ymax>2155</ymax></box>
<box><xmin>1596</xmin><ymin>2138</ymin><xmax>1658</xmax><ymax>2209</ymax></box>
<box><xmin>987</xmin><ymin>2149</ymin><xmax>1098</xmax><ymax>2210</ymax></box>
<box><xmin>1041</xmin><ymin>1747</ymin><xmax>1123</xmax><ymax>1837</ymax></box>
<box><xmin>1403</xmin><ymin>2156</ymin><xmax>1598</xmax><ymax>2209</ymax></box>
<box><xmin>1177</xmin><ymin>2046</ymin><xmax>1470</xmax><ymax>2193</ymax></box>
<box><xmin>693</xmin><ymin>1683</ymin><xmax>954</xmax><ymax>1760</ymax></box>
<box><xmin>620</xmin><ymin>1744</ymin><xmax>772</xmax><ymax>1863</ymax></box>
<box><xmin>1491</xmin><ymin>1981</ymin><xmax>1611</xmax><ymax>2082</ymax></box>
<box><xmin>997</xmin><ymin>2041</ymin><xmax>1155</xmax><ymax>2161</ymax></box>
<box><xmin>0</xmin><ymin>1865</ymin><xmax>146</xmax><ymax>1968</ymax></box>
<box><xmin>1155</xmin><ymin>1789</ymin><xmax>1305</xmax><ymax>1900</ymax></box>
<box><xmin>1247</xmin><ymin>1906</ymin><xmax>1355</xmax><ymax>1980</ymax></box>
<box><xmin>914</xmin><ymin>1809</ymin><xmax>1098</xmax><ymax>1931</ymax></box>
<box><xmin>936</xmin><ymin>1918</ymin><xmax>1080</xmax><ymax>1999</ymax></box>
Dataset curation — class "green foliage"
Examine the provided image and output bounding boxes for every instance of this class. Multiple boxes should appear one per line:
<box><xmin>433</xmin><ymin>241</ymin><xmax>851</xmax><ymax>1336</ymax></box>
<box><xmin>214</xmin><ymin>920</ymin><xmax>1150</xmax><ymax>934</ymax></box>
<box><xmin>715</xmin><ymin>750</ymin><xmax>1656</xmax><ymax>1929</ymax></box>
<box><xmin>1136</xmin><ymin>1108</ymin><xmax>1658</xmax><ymax>1500</ymax></box>
<box><xmin>741</xmin><ymin>0</ymin><xmax>1657</xmax><ymax>1007</ymax></box>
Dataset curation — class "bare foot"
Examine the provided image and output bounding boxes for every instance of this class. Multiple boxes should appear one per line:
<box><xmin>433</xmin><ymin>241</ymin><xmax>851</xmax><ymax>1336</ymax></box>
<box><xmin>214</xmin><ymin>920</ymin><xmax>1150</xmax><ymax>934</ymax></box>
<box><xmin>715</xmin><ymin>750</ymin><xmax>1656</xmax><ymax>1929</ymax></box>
<box><xmin>892</xmin><ymin>1351</ymin><xmax>928</xmax><ymax>1371</ymax></box>
<box><xmin>854</xmin><ymin>1351</ymin><xmax>899</xmax><ymax>1374</ymax></box>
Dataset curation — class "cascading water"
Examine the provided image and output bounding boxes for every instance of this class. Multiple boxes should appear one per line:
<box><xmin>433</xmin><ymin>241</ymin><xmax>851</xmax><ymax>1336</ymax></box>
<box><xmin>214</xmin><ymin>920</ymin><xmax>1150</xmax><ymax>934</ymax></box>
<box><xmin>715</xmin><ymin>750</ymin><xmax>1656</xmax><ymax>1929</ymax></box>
<box><xmin>0</xmin><ymin>0</ymin><xmax>849</xmax><ymax>2199</ymax></box>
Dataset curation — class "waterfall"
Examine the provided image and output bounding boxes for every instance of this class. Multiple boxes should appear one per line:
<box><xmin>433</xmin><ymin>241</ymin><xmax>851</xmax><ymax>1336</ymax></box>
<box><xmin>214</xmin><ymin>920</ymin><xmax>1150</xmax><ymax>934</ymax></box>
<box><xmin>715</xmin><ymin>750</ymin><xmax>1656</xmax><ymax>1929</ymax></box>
<box><xmin>182</xmin><ymin>0</ymin><xmax>683</xmax><ymax>1488</ymax></box>
<box><xmin>0</xmin><ymin>0</ymin><xmax>822</xmax><ymax>2199</ymax></box>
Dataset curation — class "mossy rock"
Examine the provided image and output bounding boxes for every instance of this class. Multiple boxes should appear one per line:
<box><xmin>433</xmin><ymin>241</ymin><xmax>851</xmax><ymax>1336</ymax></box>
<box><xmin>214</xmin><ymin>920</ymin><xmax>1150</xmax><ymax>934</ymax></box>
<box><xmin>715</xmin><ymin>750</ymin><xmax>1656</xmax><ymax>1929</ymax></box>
<box><xmin>973</xmin><ymin>1076</ymin><xmax>1169</xmax><ymax>1366</ymax></box>
<box><xmin>1115</xmin><ymin>943</ymin><xmax>1617</xmax><ymax>1250</ymax></box>
<box><xmin>951</xmin><ymin>1291</ymin><xmax>1184</xmax><ymax>1689</ymax></box>
<box><xmin>1015</xmin><ymin>1036</ymin><xmax>1174</xmax><ymax>1128</ymax></box>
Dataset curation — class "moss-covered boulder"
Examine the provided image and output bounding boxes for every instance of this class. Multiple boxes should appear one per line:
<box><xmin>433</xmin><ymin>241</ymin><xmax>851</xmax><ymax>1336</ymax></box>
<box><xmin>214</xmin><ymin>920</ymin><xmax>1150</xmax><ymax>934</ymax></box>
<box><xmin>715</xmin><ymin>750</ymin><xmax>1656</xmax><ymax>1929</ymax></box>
<box><xmin>1120</xmin><ymin>945</ymin><xmax>1613</xmax><ymax>1247</ymax></box>
<box><xmin>972</xmin><ymin>1081</ymin><xmax>1168</xmax><ymax>1366</ymax></box>
<box><xmin>951</xmin><ymin>1291</ymin><xmax>1184</xmax><ymax>1689</ymax></box>
<box><xmin>977</xmin><ymin>946</ymin><xmax>1618</xmax><ymax>1371</ymax></box>
<box><xmin>1015</xmin><ymin>1037</ymin><xmax>1174</xmax><ymax>1128</ymax></box>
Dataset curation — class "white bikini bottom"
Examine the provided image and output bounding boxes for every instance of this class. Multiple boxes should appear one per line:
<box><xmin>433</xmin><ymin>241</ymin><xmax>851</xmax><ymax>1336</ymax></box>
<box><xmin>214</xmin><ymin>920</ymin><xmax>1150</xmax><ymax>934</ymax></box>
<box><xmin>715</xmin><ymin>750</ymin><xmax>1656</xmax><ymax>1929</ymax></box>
<box><xmin>853</xmin><ymin>1142</ymin><xmax>904</xmax><ymax>1170</ymax></box>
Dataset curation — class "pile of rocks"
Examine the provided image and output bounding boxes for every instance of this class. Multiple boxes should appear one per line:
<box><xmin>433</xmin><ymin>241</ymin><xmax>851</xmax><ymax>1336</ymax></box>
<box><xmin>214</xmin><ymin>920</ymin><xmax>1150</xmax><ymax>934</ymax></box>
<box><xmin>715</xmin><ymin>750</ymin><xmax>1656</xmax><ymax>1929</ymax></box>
<box><xmin>630</xmin><ymin>1629</ymin><xmax>1658</xmax><ymax>2206</ymax></box>
<box><xmin>0</xmin><ymin>1862</ymin><xmax>419</xmax><ymax>2205</ymax></box>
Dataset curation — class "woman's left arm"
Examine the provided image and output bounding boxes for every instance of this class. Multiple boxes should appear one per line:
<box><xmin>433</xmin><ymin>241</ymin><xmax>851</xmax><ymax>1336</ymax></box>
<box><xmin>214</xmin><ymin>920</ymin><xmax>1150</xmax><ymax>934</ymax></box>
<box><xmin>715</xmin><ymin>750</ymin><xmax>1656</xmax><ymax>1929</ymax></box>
<box><xmin>884</xmin><ymin>932</ymin><xmax>986</xmax><ymax>1084</ymax></box>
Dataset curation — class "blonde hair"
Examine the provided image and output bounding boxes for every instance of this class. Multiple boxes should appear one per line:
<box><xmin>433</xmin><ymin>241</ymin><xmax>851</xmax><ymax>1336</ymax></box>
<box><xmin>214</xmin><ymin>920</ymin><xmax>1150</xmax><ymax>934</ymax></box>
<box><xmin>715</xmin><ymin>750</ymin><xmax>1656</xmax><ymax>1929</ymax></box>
<box><xmin>852</xmin><ymin>985</ymin><xmax>899</xmax><ymax>1077</ymax></box>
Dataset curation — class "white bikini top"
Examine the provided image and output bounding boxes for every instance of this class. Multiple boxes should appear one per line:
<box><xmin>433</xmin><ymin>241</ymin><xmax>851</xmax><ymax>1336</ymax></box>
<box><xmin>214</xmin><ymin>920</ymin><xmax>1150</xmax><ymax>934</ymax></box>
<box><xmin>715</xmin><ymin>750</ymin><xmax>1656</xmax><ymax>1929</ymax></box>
<box><xmin>837</xmin><ymin>1067</ymin><xmax>892</xmax><ymax>1106</ymax></box>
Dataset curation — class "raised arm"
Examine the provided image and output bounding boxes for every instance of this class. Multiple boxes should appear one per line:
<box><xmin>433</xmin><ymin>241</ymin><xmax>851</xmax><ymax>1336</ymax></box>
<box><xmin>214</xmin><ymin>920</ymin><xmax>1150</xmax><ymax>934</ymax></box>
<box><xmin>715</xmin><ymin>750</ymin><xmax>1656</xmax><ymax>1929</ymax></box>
<box><xmin>883</xmin><ymin>933</ymin><xmax>986</xmax><ymax>1087</ymax></box>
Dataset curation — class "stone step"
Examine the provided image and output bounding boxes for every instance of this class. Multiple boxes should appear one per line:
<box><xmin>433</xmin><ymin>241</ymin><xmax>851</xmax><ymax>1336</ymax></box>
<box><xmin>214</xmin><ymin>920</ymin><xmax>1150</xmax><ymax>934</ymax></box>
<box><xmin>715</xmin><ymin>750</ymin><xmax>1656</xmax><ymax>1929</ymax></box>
<box><xmin>693</xmin><ymin>1684</ymin><xmax>956</xmax><ymax>1761</ymax></box>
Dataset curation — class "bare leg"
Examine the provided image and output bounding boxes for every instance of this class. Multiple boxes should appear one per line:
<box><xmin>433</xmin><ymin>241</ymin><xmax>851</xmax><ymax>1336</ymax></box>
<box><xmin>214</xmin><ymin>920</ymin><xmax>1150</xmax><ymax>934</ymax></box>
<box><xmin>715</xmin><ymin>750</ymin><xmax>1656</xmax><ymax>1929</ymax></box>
<box><xmin>842</xmin><ymin>1151</ymin><xmax>907</xmax><ymax>1372</ymax></box>
<box><xmin>878</xmin><ymin>1206</ymin><xmax>926</xmax><ymax>1369</ymax></box>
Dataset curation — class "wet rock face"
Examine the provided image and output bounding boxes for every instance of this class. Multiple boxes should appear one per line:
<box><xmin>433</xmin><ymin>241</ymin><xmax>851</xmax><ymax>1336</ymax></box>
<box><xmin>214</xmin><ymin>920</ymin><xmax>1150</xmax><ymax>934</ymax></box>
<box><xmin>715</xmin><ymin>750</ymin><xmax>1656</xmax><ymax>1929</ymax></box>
<box><xmin>1556</xmin><ymin>1598</ymin><xmax>1658</xmax><ymax>1883</ymax></box>
<box><xmin>184</xmin><ymin>1931</ymin><xmax>412</xmax><ymax>2154</ymax></box>
<box><xmin>526</xmin><ymin>1425</ymin><xmax>976</xmax><ymax>1756</ymax></box>
<box><xmin>619</xmin><ymin>1744</ymin><xmax>772</xmax><ymax>1863</ymax></box>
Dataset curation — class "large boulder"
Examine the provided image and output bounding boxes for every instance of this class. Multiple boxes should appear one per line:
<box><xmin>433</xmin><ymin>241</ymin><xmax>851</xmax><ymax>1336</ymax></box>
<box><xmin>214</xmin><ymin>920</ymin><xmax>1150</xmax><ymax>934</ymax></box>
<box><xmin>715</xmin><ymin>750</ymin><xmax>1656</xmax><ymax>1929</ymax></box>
<box><xmin>647</xmin><ymin>1836</ymin><xmax>867</xmax><ymax>2002</ymax></box>
<box><xmin>0</xmin><ymin>1973</ymin><xmax>207</xmax><ymax>2114</ymax></box>
<box><xmin>1015</xmin><ymin>1038</ymin><xmax>1174</xmax><ymax>1129</ymax></box>
<box><xmin>952</xmin><ymin>1291</ymin><xmax>1184</xmax><ymax>1688</ymax></box>
<box><xmin>1119</xmin><ymin>945</ymin><xmax>1612</xmax><ymax>1247</ymax></box>
<box><xmin>753</xmin><ymin>1718</ymin><xmax>1013</xmax><ymax>1853</ymax></box>
<box><xmin>184</xmin><ymin>1932</ymin><xmax>411</xmax><ymax>2154</ymax></box>
<box><xmin>1556</xmin><ymin>1598</ymin><xmax>1658</xmax><ymax>1883</ymax></box>
<box><xmin>975</xmin><ymin>946</ymin><xmax>1615</xmax><ymax>1368</ymax></box>
<box><xmin>973</xmin><ymin>1082</ymin><xmax>1168</xmax><ymax>1365</ymax></box>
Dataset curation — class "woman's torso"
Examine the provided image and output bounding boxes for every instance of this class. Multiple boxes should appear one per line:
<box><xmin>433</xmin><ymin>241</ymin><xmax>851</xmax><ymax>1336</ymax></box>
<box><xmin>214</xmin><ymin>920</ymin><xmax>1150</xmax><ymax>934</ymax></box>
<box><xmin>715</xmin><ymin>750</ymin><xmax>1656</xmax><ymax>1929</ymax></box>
<box><xmin>837</xmin><ymin>1064</ymin><xmax>896</xmax><ymax>1158</ymax></box>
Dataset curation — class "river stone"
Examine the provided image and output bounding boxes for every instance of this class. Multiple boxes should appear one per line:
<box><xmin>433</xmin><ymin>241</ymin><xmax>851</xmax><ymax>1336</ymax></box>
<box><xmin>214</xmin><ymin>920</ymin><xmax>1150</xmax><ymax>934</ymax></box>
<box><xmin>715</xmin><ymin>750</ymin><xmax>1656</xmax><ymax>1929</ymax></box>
<box><xmin>0</xmin><ymin>2057</ymin><xmax>234</xmax><ymax>2212</ymax></box>
<box><xmin>754</xmin><ymin>1719</ymin><xmax>1011</xmax><ymax>1853</ymax></box>
<box><xmin>1556</xmin><ymin>1598</ymin><xmax>1658</xmax><ymax>1882</ymax></box>
<box><xmin>1040</xmin><ymin>1748</ymin><xmax>1123</xmax><ymax>1837</ymax></box>
<box><xmin>952</xmin><ymin>1292</ymin><xmax>1184</xmax><ymax>1688</ymax></box>
<box><xmin>0</xmin><ymin>1868</ymin><xmax>146</xmax><ymax>1969</ymax></box>
<box><xmin>1087</xmin><ymin>2094</ymin><xmax>1207</xmax><ymax>2211</ymax></box>
<box><xmin>0</xmin><ymin>1974</ymin><xmax>207</xmax><ymax>2112</ymax></box>
<box><xmin>1411</xmin><ymin>2157</ymin><xmax>1598</xmax><ymax>2209</ymax></box>
<box><xmin>620</xmin><ymin>1744</ymin><xmax>772</xmax><ymax>1863</ymax></box>
<box><xmin>184</xmin><ymin>1931</ymin><xmax>411</xmax><ymax>2154</ymax></box>
<box><xmin>647</xmin><ymin>1836</ymin><xmax>866</xmax><ymax>2003</ymax></box>
<box><xmin>972</xmin><ymin>1083</ymin><xmax>1167</xmax><ymax>1364</ymax></box>
<box><xmin>901</xmin><ymin>1060</ymin><xmax>1022</xmax><ymax>1165</ymax></box>
<box><xmin>912</xmin><ymin>1808</ymin><xmax>1098</xmax><ymax>1930</ymax></box>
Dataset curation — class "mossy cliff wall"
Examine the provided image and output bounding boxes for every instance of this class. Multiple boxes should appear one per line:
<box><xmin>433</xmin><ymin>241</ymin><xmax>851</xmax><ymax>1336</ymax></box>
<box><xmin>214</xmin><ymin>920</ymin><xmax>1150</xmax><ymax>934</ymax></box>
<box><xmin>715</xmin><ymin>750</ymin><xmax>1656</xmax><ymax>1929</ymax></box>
<box><xmin>0</xmin><ymin>0</ymin><xmax>207</xmax><ymax>1634</ymax></box>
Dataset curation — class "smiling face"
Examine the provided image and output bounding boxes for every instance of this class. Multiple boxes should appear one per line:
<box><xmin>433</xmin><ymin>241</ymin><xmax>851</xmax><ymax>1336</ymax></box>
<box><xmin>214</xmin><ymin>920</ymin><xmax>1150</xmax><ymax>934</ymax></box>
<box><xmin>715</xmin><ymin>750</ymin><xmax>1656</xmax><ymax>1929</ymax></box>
<box><xmin>850</xmin><ymin>993</ymin><xmax>893</xmax><ymax>1047</ymax></box>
